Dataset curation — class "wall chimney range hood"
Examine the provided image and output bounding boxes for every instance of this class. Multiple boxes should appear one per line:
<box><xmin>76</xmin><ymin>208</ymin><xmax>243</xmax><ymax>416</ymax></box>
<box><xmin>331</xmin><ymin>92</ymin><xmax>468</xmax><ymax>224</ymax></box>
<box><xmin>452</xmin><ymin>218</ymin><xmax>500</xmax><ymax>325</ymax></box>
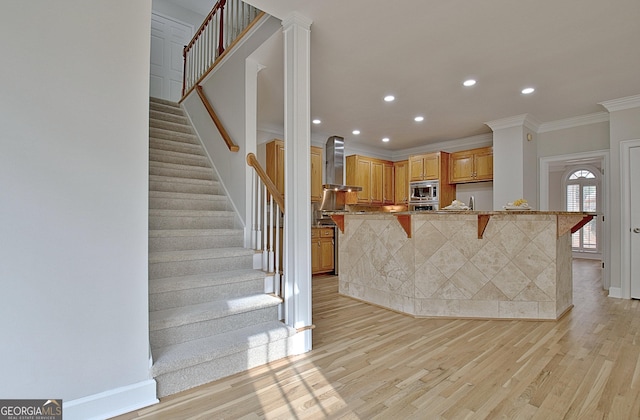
<box><xmin>319</xmin><ymin>136</ymin><xmax>361</xmax><ymax>211</ymax></box>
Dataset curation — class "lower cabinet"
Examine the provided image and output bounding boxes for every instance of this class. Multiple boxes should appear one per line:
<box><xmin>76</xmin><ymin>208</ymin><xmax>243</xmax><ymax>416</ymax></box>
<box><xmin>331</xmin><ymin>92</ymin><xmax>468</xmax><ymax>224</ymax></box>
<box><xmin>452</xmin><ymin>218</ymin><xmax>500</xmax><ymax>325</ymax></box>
<box><xmin>312</xmin><ymin>227</ymin><xmax>335</xmax><ymax>274</ymax></box>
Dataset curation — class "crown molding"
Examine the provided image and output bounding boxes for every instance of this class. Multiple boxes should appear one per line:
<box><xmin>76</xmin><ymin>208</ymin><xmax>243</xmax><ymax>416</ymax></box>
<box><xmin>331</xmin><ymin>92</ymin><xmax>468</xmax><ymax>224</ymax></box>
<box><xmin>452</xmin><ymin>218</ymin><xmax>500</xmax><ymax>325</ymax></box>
<box><xmin>485</xmin><ymin>114</ymin><xmax>541</xmax><ymax>132</ymax></box>
<box><xmin>538</xmin><ymin>112</ymin><xmax>609</xmax><ymax>133</ymax></box>
<box><xmin>599</xmin><ymin>94</ymin><xmax>640</xmax><ymax>112</ymax></box>
<box><xmin>282</xmin><ymin>12</ymin><xmax>312</xmax><ymax>30</ymax></box>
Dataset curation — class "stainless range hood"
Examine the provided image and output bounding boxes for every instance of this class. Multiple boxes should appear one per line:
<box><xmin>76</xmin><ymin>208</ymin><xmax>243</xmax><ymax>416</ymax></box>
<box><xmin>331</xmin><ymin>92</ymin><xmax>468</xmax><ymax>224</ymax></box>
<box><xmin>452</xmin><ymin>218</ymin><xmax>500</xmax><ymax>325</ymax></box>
<box><xmin>319</xmin><ymin>136</ymin><xmax>361</xmax><ymax>211</ymax></box>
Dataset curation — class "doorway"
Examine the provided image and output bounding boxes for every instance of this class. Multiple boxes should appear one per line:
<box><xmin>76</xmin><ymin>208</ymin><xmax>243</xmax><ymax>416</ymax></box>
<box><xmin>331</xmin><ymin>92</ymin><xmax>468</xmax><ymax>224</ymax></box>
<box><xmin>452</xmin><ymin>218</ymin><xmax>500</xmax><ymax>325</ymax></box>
<box><xmin>540</xmin><ymin>150</ymin><xmax>609</xmax><ymax>289</ymax></box>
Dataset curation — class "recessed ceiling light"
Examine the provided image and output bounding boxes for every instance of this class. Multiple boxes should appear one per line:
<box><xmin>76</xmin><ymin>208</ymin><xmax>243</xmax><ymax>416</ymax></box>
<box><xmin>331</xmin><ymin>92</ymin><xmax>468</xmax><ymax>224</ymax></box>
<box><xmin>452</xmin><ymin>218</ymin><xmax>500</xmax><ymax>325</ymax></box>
<box><xmin>463</xmin><ymin>79</ymin><xmax>476</xmax><ymax>87</ymax></box>
<box><xmin>312</xmin><ymin>119</ymin><xmax>321</xmax><ymax>124</ymax></box>
<box><xmin>352</xmin><ymin>130</ymin><xmax>360</xmax><ymax>135</ymax></box>
<box><xmin>384</xmin><ymin>95</ymin><xmax>395</xmax><ymax>102</ymax></box>
<box><xmin>382</xmin><ymin>137</ymin><xmax>390</xmax><ymax>142</ymax></box>
<box><xmin>414</xmin><ymin>116</ymin><xmax>424</xmax><ymax>122</ymax></box>
<box><xmin>521</xmin><ymin>87</ymin><xmax>535</xmax><ymax>95</ymax></box>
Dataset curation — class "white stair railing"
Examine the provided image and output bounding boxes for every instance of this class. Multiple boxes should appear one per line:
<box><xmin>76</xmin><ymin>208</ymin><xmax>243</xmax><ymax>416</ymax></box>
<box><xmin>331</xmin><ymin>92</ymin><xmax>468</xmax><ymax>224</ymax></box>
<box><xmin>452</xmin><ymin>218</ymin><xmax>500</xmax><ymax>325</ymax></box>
<box><xmin>182</xmin><ymin>0</ymin><xmax>262</xmax><ymax>98</ymax></box>
<box><xmin>246</xmin><ymin>153</ymin><xmax>284</xmax><ymax>302</ymax></box>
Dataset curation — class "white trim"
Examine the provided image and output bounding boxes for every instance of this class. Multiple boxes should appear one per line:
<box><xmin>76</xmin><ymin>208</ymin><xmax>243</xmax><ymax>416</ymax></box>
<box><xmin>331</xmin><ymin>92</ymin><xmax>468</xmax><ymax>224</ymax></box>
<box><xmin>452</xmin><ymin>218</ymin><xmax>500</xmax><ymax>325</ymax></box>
<box><xmin>609</xmin><ymin>287</ymin><xmax>623</xmax><ymax>299</ymax></box>
<box><xmin>538</xmin><ymin>112</ymin><xmax>609</xmax><ymax>133</ymax></box>
<box><xmin>485</xmin><ymin>114</ymin><xmax>541</xmax><ymax>132</ymax></box>
<box><xmin>539</xmin><ymin>150</ymin><xmax>610</xmax><ymax>290</ymax></box>
<box><xmin>63</xmin><ymin>379</ymin><xmax>157</xmax><ymax>420</ymax></box>
<box><xmin>620</xmin><ymin>139</ymin><xmax>640</xmax><ymax>299</ymax></box>
<box><xmin>599</xmin><ymin>94</ymin><xmax>640</xmax><ymax>112</ymax></box>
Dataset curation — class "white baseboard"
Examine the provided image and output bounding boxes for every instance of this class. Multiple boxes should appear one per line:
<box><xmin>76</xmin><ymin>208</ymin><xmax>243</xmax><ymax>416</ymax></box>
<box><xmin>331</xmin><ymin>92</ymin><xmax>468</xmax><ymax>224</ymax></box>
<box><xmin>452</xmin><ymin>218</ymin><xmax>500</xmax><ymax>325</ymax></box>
<box><xmin>63</xmin><ymin>379</ymin><xmax>157</xmax><ymax>420</ymax></box>
<box><xmin>608</xmin><ymin>287</ymin><xmax>622</xmax><ymax>299</ymax></box>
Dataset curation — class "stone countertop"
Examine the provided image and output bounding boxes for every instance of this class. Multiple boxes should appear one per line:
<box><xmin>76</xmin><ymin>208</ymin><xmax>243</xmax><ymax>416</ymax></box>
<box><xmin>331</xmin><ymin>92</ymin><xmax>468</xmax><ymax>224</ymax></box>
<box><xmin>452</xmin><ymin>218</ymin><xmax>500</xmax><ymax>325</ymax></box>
<box><xmin>325</xmin><ymin>210</ymin><xmax>595</xmax><ymax>216</ymax></box>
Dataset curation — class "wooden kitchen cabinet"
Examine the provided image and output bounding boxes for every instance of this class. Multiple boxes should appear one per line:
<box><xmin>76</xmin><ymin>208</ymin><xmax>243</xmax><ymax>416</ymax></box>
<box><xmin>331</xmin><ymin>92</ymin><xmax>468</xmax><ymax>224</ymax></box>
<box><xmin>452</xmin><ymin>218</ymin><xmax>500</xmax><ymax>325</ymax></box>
<box><xmin>449</xmin><ymin>146</ymin><xmax>493</xmax><ymax>183</ymax></box>
<box><xmin>310</xmin><ymin>146</ymin><xmax>323</xmax><ymax>202</ymax></box>
<box><xmin>345</xmin><ymin>154</ymin><xmax>394</xmax><ymax>205</ymax></box>
<box><xmin>409</xmin><ymin>152</ymin><xmax>440</xmax><ymax>181</ymax></box>
<box><xmin>311</xmin><ymin>227</ymin><xmax>334</xmax><ymax>274</ymax></box>
<box><xmin>394</xmin><ymin>160</ymin><xmax>409</xmax><ymax>204</ymax></box>
<box><xmin>265</xmin><ymin>139</ymin><xmax>324</xmax><ymax>202</ymax></box>
<box><xmin>382</xmin><ymin>162</ymin><xmax>394</xmax><ymax>205</ymax></box>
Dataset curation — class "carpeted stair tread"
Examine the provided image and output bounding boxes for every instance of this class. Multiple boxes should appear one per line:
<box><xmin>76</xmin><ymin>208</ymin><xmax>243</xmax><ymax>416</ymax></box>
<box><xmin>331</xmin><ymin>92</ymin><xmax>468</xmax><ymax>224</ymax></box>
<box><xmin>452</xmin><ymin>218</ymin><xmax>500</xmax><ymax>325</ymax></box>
<box><xmin>149</xmin><ymin>209</ymin><xmax>235</xmax><ymax>218</ymax></box>
<box><xmin>150</xmin><ymin>138</ymin><xmax>207</xmax><ymax>156</ymax></box>
<box><xmin>150</xmin><ymin>148</ymin><xmax>210</xmax><ymax>163</ymax></box>
<box><xmin>149</xmin><ymin>228</ymin><xmax>243</xmax><ymax>238</ymax></box>
<box><xmin>151</xmin><ymin>321</ymin><xmax>296</xmax><ymax>377</ymax></box>
<box><xmin>149</xmin><ymin>247</ymin><xmax>254</xmax><ymax>264</ymax></box>
<box><xmin>150</xmin><ymin>97</ymin><xmax>182</xmax><ymax>108</ymax></box>
<box><xmin>149</xmin><ymin>269</ymin><xmax>265</xmax><ymax>294</ymax></box>
<box><xmin>149</xmin><ymin>190</ymin><xmax>227</xmax><ymax>202</ymax></box>
<box><xmin>150</xmin><ymin>118</ymin><xmax>194</xmax><ymax>134</ymax></box>
<box><xmin>149</xmin><ymin>127</ymin><xmax>200</xmax><ymax>145</ymax></box>
<box><xmin>149</xmin><ymin>174</ymin><xmax>217</xmax><ymax>186</ymax></box>
<box><xmin>149</xmin><ymin>161</ymin><xmax>215</xmax><ymax>181</ymax></box>
<box><xmin>149</xmin><ymin>294</ymin><xmax>282</xmax><ymax>331</ymax></box>
<box><xmin>150</xmin><ymin>110</ymin><xmax>189</xmax><ymax>125</ymax></box>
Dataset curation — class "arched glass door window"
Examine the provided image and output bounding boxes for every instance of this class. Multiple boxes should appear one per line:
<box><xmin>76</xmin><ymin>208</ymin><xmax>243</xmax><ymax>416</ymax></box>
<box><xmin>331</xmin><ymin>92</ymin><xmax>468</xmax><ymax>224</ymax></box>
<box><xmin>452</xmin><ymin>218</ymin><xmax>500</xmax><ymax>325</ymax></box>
<box><xmin>565</xmin><ymin>168</ymin><xmax>599</xmax><ymax>253</ymax></box>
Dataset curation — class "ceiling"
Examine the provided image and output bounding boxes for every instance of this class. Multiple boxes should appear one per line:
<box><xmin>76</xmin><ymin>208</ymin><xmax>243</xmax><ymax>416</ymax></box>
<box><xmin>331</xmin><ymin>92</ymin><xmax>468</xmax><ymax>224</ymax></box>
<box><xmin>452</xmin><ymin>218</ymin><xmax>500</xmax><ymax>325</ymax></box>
<box><xmin>171</xmin><ymin>0</ymin><xmax>640</xmax><ymax>152</ymax></box>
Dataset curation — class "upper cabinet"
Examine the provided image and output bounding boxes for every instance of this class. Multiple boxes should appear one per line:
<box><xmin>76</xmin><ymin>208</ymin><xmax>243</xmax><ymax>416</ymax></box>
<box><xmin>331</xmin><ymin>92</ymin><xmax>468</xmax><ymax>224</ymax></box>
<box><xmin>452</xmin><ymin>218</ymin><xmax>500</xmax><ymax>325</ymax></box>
<box><xmin>393</xmin><ymin>160</ymin><xmax>409</xmax><ymax>205</ymax></box>
<box><xmin>310</xmin><ymin>146</ymin><xmax>323</xmax><ymax>202</ymax></box>
<box><xmin>449</xmin><ymin>146</ymin><xmax>493</xmax><ymax>183</ymax></box>
<box><xmin>345</xmin><ymin>154</ymin><xmax>394</xmax><ymax>205</ymax></box>
<box><xmin>409</xmin><ymin>152</ymin><xmax>440</xmax><ymax>181</ymax></box>
<box><xmin>265</xmin><ymin>139</ymin><xmax>324</xmax><ymax>202</ymax></box>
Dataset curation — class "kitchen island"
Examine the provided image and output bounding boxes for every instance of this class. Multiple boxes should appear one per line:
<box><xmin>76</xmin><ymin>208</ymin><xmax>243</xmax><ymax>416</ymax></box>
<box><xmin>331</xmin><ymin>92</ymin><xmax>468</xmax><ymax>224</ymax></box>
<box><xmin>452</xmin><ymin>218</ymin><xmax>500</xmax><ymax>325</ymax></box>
<box><xmin>330</xmin><ymin>211</ymin><xmax>593</xmax><ymax>320</ymax></box>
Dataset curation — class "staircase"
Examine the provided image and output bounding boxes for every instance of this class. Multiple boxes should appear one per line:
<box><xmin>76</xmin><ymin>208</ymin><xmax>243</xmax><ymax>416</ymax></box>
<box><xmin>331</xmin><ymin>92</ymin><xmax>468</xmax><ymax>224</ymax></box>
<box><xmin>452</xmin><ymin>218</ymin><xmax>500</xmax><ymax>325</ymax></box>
<box><xmin>148</xmin><ymin>97</ymin><xmax>296</xmax><ymax>398</ymax></box>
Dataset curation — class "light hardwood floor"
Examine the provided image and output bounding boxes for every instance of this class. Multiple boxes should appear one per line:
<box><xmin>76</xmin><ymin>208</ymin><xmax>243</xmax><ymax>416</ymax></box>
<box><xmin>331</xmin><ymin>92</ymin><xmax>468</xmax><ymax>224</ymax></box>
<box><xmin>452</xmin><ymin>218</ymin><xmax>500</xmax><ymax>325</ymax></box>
<box><xmin>115</xmin><ymin>259</ymin><xmax>640</xmax><ymax>419</ymax></box>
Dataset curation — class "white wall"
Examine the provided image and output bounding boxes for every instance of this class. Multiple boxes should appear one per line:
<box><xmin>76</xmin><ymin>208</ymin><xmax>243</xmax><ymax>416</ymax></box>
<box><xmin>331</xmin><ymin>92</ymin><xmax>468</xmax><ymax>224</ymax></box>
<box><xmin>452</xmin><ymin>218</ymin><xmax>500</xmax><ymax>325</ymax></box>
<box><xmin>538</xmin><ymin>121</ymin><xmax>610</xmax><ymax>158</ymax></box>
<box><xmin>0</xmin><ymin>1</ymin><xmax>155</xmax><ymax>417</ymax></box>
<box><xmin>183</xmin><ymin>15</ymin><xmax>281</xmax><ymax>225</ymax></box>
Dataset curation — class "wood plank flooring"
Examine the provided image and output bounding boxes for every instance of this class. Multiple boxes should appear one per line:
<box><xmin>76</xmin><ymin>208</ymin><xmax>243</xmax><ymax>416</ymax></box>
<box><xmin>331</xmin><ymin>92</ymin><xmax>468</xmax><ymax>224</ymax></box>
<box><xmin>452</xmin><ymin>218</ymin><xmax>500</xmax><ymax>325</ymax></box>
<box><xmin>114</xmin><ymin>259</ymin><xmax>640</xmax><ymax>419</ymax></box>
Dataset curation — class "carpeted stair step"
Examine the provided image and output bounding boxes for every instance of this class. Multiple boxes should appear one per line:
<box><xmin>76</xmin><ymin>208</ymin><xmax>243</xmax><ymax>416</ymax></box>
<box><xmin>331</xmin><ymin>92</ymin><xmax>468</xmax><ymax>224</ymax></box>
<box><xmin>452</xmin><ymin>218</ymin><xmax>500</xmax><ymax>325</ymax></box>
<box><xmin>150</xmin><ymin>137</ymin><xmax>207</xmax><ymax>156</ymax></box>
<box><xmin>149</xmin><ymin>161</ymin><xmax>215</xmax><ymax>181</ymax></box>
<box><xmin>149</xmin><ymin>191</ymin><xmax>229</xmax><ymax>211</ymax></box>
<box><xmin>150</xmin><ymin>102</ymin><xmax>185</xmax><ymax>117</ymax></box>
<box><xmin>149</xmin><ymin>175</ymin><xmax>221</xmax><ymax>195</ymax></box>
<box><xmin>150</xmin><ymin>109</ymin><xmax>189</xmax><ymax>126</ymax></box>
<box><xmin>150</xmin><ymin>148</ymin><xmax>211</xmax><ymax>168</ymax></box>
<box><xmin>150</xmin><ymin>96</ymin><xmax>182</xmax><ymax>109</ymax></box>
<box><xmin>150</xmin><ymin>118</ymin><xmax>194</xmax><ymax>135</ymax></box>
<box><xmin>149</xmin><ymin>294</ymin><xmax>282</xmax><ymax>348</ymax></box>
<box><xmin>149</xmin><ymin>247</ymin><xmax>254</xmax><ymax>279</ymax></box>
<box><xmin>149</xmin><ymin>209</ymin><xmax>235</xmax><ymax>230</ymax></box>
<box><xmin>149</xmin><ymin>127</ymin><xmax>200</xmax><ymax>145</ymax></box>
<box><xmin>152</xmin><ymin>321</ymin><xmax>296</xmax><ymax>398</ymax></box>
<box><xmin>149</xmin><ymin>228</ymin><xmax>243</xmax><ymax>252</ymax></box>
<box><xmin>149</xmin><ymin>269</ymin><xmax>265</xmax><ymax>311</ymax></box>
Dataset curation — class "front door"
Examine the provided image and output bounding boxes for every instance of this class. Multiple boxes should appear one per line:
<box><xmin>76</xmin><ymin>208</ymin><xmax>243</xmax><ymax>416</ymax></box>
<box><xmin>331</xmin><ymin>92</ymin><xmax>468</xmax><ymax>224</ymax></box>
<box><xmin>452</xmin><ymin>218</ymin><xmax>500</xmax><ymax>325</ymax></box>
<box><xmin>150</xmin><ymin>13</ymin><xmax>192</xmax><ymax>102</ymax></box>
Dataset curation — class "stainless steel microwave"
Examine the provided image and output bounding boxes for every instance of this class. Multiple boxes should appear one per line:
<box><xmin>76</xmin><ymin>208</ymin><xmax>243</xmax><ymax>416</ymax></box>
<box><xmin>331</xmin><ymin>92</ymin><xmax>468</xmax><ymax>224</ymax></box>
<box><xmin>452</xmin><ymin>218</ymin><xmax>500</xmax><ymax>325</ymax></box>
<box><xmin>409</xmin><ymin>180</ymin><xmax>439</xmax><ymax>203</ymax></box>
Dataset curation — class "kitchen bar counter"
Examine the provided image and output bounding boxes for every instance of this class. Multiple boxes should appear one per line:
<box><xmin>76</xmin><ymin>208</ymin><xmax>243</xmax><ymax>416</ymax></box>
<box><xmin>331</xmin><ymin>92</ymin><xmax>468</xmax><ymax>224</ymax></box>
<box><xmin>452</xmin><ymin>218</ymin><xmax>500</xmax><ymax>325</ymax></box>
<box><xmin>332</xmin><ymin>211</ymin><xmax>594</xmax><ymax>320</ymax></box>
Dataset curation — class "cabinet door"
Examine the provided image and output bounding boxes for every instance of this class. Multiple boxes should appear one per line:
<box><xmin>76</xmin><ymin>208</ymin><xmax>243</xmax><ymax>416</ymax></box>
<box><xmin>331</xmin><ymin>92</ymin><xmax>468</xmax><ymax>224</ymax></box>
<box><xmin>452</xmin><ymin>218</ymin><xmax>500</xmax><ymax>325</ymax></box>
<box><xmin>474</xmin><ymin>149</ymin><xmax>493</xmax><ymax>181</ymax></box>
<box><xmin>409</xmin><ymin>156</ymin><xmax>424</xmax><ymax>181</ymax></box>
<box><xmin>310</xmin><ymin>146</ymin><xmax>323</xmax><ymax>202</ymax></box>
<box><xmin>370</xmin><ymin>161</ymin><xmax>384</xmax><ymax>204</ymax></box>
<box><xmin>356</xmin><ymin>159</ymin><xmax>371</xmax><ymax>203</ymax></box>
<box><xmin>423</xmin><ymin>153</ymin><xmax>440</xmax><ymax>180</ymax></box>
<box><xmin>266</xmin><ymin>140</ymin><xmax>285</xmax><ymax>195</ymax></box>
<box><xmin>450</xmin><ymin>151</ymin><xmax>474</xmax><ymax>183</ymax></box>
<box><xmin>382</xmin><ymin>163</ymin><xmax>394</xmax><ymax>205</ymax></box>
<box><xmin>319</xmin><ymin>237</ymin><xmax>334</xmax><ymax>272</ymax></box>
<box><xmin>394</xmin><ymin>160</ymin><xmax>408</xmax><ymax>204</ymax></box>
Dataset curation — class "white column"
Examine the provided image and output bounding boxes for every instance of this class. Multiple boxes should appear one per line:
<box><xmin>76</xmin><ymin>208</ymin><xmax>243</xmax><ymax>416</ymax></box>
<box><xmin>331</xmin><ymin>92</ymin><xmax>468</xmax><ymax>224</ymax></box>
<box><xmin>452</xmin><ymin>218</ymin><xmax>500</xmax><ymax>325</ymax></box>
<box><xmin>282</xmin><ymin>12</ymin><xmax>313</xmax><ymax>354</ymax></box>
<box><xmin>244</xmin><ymin>58</ymin><xmax>263</xmax><ymax>248</ymax></box>
<box><xmin>486</xmin><ymin>114</ymin><xmax>539</xmax><ymax>210</ymax></box>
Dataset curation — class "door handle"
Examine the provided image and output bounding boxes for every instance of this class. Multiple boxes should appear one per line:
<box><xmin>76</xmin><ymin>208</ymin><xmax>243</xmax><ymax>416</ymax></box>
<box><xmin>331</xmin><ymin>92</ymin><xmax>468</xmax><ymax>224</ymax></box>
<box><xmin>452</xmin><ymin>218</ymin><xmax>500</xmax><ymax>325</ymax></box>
<box><xmin>634</xmin><ymin>227</ymin><xmax>640</xmax><ymax>233</ymax></box>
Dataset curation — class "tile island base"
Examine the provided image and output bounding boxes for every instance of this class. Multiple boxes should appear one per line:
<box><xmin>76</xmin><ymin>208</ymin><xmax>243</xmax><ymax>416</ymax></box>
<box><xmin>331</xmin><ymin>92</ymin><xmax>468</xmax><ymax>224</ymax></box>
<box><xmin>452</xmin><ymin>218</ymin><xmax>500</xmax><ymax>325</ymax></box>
<box><xmin>335</xmin><ymin>211</ymin><xmax>593</xmax><ymax>320</ymax></box>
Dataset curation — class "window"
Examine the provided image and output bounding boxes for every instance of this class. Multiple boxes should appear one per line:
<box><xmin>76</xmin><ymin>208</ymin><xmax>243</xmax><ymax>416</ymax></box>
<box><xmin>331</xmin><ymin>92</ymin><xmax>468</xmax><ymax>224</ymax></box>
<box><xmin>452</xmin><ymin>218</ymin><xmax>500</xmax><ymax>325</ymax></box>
<box><xmin>565</xmin><ymin>167</ymin><xmax>599</xmax><ymax>253</ymax></box>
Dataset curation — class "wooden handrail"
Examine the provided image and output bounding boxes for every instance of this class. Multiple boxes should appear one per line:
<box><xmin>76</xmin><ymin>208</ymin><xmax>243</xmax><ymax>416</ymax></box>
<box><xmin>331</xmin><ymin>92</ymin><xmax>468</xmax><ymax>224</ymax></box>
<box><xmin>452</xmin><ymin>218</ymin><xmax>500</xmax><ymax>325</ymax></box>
<box><xmin>196</xmin><ymin>85</ymin><xmax>239</xmax><ymax>152</ymax></box>
<box><xmin>181</xmin><ymin>11</ymin><xmax>266</xmax><ymax>101</ymax></box>
<box><xmin>246</xmin><ymin>153</ymin><xmax>285</xmax><ymax>212</ymax></box>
